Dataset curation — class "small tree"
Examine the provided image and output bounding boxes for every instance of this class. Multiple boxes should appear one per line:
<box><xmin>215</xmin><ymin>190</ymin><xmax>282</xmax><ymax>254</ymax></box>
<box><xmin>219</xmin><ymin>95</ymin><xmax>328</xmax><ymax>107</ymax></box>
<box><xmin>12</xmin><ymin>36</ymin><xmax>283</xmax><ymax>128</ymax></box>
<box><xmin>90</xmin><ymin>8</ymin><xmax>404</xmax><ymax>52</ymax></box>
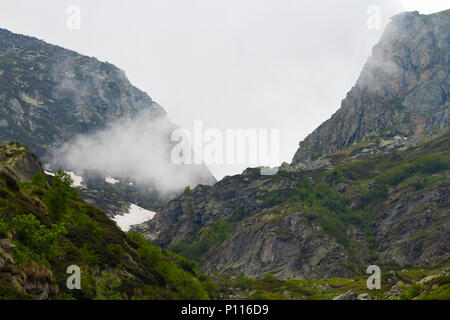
<box><xmin>45</xmin><ymin>169</ymin><xmax>75</xmax><ymax>221</ymax></box>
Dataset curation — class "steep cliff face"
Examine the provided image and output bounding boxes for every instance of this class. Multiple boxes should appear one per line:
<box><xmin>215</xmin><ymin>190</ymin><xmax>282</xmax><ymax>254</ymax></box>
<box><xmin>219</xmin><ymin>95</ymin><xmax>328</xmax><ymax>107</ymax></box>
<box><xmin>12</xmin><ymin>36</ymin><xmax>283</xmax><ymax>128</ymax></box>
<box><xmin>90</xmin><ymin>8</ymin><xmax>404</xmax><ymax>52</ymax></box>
<box><xmin>0</xmin><ymin>28</ymin><xmax>215</xmax><ymax>215</ymax></box>
<box><xmin>292</xmin><ymin>10</ymin><xmax>450</xmax><ymax>164</ymax></box>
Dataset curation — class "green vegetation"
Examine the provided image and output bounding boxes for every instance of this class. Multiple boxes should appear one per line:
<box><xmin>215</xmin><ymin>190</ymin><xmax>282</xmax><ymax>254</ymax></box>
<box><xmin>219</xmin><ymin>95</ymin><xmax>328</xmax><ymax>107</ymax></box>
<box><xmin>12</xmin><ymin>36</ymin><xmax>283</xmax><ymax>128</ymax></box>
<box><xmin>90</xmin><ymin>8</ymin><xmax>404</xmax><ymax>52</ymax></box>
<box><xmin>209</xmin><ymin>267</ymin><xmax>450</xmax><ymax>300</ymax></box>
<box><xmin>13</xmin><ymin>213</ymin><xmax>66</xmax><ymax>255</ymax></box>
<box><xmin>0</xmin><ymin>170</ymin><xmax>211</xmax><ymax>300</ymax></box>
<box><xmin>182</xmin><ymin>186</ymin><xmax>193</xmax><ymax>196</ymax></box>
<box><xmin>128</xmin><ymin>232</ymin><xmax>210</xmax><ymax>299</ymax></box>
<box><xmin>45</xmin><ymin>169</ymin><xmax>77</xmax><ymax>221</ymax></box>
<box><xmin>265</xmin><ymin>181</ymin><xmax>361</xmax><ymax>247</ymax></box>
<box><xmin>376</xmin><ymin>153</ymin><xmax>449</xmax><ymax>186</ymax></box>
<box><xmin>169</xmin><ymin>220</ymin><xmax>233</xmax><ymax>261</ymax></box>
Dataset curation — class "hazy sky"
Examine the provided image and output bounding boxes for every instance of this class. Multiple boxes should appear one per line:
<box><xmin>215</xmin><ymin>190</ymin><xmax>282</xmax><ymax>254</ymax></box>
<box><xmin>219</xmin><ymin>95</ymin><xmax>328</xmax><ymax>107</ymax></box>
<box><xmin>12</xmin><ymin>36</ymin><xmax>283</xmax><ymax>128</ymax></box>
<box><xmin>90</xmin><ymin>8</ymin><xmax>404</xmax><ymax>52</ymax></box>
<box><xmin>0</xmin><ymin>0</ymin><xmax>448</xmax><ymax>179</ymax></box>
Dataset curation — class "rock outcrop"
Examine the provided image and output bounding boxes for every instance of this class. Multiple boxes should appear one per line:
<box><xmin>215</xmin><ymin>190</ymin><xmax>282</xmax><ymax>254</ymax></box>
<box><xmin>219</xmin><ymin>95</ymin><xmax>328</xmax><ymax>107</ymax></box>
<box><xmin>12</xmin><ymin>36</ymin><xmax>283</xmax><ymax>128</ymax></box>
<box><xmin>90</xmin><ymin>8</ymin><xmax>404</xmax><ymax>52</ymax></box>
<box><xmin>0</xmin><ymin>141</ymin><xmax>43</xmax><ymax>183</ymax></box>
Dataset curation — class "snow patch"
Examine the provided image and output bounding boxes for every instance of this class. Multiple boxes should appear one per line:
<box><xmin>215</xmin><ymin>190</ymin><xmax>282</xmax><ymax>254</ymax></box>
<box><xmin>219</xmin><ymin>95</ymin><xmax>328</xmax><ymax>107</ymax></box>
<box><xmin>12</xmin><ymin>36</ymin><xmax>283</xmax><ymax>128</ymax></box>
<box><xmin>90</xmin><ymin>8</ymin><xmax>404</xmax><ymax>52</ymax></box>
<box><xmin>113</xmin><ymin>204</ymin><xmax>156</xmax><ymax>232</ymax></box>
<box><xmin>67</xmin><ymin>171</ymin><xmax>84</xmax><ymax>187</ymax></box>
<box><xmin>44</xmin><ymin>170</ymin><xmax>55</xmax><ymax>176</ymax></box>
<box><xmin>105</xmin><ymin>176</ymin><xmax>120</xmax><ymax>184</ymax></box>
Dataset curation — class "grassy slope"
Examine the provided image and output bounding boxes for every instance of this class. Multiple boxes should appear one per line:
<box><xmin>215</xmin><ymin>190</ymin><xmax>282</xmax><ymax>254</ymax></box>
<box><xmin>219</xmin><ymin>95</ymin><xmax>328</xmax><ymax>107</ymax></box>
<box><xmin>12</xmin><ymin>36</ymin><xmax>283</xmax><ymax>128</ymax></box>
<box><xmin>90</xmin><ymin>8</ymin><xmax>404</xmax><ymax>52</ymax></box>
<box><xmin>209</xmin><ymin>267</ymin><xmax>450</xmax><ymax>300</ymax></box>
<box><xmin>0</xmin><ymin>168</ymin><xmax>211</xmax><ymax>300</ymax></box>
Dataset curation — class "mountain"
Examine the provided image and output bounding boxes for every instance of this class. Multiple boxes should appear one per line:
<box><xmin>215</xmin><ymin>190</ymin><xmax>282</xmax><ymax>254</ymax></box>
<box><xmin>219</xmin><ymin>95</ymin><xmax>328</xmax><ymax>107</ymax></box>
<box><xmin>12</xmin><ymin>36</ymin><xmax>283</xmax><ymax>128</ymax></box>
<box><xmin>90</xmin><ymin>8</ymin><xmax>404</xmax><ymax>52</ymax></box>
<box><xmin>134</xmin><ymin>130</ymin><xmax>449</xmax><ymax>278</ymax></box>
<box><xmin>133</xmin><ymin>10</ymin><xmax>450</xmax><ymax>280</ymax></box>
<box><xmin>292</xmin><ymin>10</ymin><xmax>449</xmax><ymax>164</ymax></box>
<box><xmin>0</xmin><ymin>28</ymin><xmax>215</xmax><ymax>217</ymax></box>
<box><xmin>0</xmin><ymin>141</ymin><xmax>211</xmax><ymax>299</ymax></box>
<box><xmin>0</xmin><ymin>144</ymin><xmax>447</xmax><ymax>301</ymax></box>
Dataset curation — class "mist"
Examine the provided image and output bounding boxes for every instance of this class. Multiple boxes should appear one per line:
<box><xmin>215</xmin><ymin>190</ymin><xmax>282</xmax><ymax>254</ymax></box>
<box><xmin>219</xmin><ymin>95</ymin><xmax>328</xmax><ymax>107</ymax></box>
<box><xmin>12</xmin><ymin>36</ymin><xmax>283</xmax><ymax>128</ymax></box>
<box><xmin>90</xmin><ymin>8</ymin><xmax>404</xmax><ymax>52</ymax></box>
<box><xmin>50</xmin><ymin>109</ymin><xmax>213</xmax><ymax>195</ymax></box>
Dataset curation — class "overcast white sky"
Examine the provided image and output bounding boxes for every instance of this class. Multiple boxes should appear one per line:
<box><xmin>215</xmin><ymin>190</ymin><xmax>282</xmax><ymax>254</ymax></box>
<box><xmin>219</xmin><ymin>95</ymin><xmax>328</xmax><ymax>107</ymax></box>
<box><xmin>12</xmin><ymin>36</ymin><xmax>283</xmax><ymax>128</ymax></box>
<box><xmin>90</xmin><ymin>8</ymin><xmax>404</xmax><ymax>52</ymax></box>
<box><xmin>0</xmin><ymin>0</ymin><xmax>448</xmax><ymax>179</ymax></box>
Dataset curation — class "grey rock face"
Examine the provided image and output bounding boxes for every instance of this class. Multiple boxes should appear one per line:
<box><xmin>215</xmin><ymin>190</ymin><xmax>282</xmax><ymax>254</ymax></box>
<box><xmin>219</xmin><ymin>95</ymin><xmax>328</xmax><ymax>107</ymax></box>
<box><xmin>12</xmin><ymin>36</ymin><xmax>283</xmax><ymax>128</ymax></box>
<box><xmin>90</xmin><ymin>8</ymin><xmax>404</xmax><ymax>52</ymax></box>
<box><xmin>375</xmin><ymin>181</ymin><xmax>450</xmax><ymax>267</ymax></box>
<box><xmin>0</xmin><ymin>141</ymin><xmax>43</xmax><ymax>183</ymax></box>
<box><xmin>292</xmin><ymin>10</ymin><xmax>450</xmax><ymax>164</ymax></box>
<box><xmin>203</xmin><ymin>208</ymin><xmax>354</xmax><ymax>279</ymax></box>
<box><xmin>132</xmin><ymin>171</ymin><xmax>304</xmax><ymax>246</ymax></box>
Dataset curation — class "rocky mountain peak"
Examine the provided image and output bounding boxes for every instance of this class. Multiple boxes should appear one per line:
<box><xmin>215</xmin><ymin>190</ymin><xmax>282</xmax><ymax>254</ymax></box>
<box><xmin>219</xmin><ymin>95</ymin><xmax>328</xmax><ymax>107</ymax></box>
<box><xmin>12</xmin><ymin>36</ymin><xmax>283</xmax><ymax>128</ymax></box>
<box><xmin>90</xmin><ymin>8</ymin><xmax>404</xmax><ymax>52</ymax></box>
<box><xmin>292</xmin><ymin>9</ymin><xmax>449</xmax><ymax>164</ymax></box>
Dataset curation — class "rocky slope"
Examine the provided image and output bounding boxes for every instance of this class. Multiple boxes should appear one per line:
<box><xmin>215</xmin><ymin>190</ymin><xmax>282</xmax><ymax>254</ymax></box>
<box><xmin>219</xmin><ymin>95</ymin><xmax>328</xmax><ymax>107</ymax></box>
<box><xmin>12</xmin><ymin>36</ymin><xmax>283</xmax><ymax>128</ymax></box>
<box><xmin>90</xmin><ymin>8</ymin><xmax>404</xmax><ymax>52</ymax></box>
<box><xmin>292</xmin><ymin>10</ymin><xmax>450</xmax><ymax>164</ymax></box>
<box><xmin>0</xmin><ymin>28</ymin><xmax>215</xmax><ymax>216</ymax></box>
<box><xmin>0</xmin><ymin>142</ymin><xmax>211</xmax><ymax>299</ymax></box>
<box><xmin>134</xmin><ymin>130</ymin><xmax>449</xmax><ymax>279</ymax></box>
<box><xmin>133</xmin><ymin>10</ymin><xmax>450</xmax><ymax>280</ymax></box>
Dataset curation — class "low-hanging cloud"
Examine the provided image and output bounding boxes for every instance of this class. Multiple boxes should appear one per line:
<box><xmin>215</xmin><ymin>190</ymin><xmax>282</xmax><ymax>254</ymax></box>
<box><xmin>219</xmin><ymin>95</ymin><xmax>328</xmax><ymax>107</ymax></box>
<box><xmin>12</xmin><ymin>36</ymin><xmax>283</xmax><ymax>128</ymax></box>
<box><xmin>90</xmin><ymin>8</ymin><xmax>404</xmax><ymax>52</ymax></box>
<box><xmin>50</xmin><ymin>109</ymin><xmax>213</xmax><ymax>195</ymax></box>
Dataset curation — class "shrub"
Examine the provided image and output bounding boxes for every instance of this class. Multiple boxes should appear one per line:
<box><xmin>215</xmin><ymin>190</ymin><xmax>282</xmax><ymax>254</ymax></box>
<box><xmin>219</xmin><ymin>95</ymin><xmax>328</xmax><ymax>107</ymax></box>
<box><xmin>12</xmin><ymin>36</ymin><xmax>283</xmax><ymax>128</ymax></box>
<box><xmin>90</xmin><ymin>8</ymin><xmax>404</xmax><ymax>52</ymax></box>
<box><xmin>13</xmin><ymin>214</ymin><xmax>67</xmax><ymax>253</ymax></box>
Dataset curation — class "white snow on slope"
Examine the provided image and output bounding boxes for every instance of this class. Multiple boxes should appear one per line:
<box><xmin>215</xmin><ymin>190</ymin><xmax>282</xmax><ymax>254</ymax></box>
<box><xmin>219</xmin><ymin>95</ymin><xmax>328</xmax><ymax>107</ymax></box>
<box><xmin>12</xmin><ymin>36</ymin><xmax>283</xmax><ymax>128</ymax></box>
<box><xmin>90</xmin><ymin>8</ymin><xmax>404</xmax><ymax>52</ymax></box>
<box><xmin>44</xmin><ymin>170</ymin><xmax>55</xmax><ymax>176</ymax></box>
<box><xmin>113</xmin><ymin>204</ymin><xmax>156</xmax><ymax>232</ymax></box>
<box><xmin>105</xmin><ymin>176</ymin><xmax>120</xmax><ymax>184</ymax></box>
<box><xmin>67</xmin><ymin>171</ymin><xmax>84</xmax><ymax>187</ymax></box>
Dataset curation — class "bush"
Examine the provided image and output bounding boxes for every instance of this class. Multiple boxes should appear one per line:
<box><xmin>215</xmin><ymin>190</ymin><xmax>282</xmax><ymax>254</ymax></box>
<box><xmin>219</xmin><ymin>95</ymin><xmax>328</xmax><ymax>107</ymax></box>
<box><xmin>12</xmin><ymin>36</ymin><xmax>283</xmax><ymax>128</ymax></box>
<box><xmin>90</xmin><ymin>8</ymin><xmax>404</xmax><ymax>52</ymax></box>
<box><xmin>13</xmin><ymin>214</ymin><xmax>67</xmax><ymax>253</ymax></box>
